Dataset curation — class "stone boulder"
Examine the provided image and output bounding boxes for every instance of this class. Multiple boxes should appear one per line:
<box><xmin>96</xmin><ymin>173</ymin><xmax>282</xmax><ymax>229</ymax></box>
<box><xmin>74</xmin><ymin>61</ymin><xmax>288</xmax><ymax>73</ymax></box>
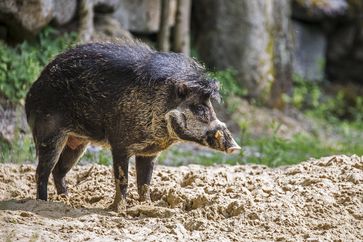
<box><xmin>94</xmin><ymin>14</ymin><xmax>133</xmax><ymax>40</ymax></box>
<box><xmin>0</xmin><ymin>0</ymin><xmax>54</xmax><ymax>41</ymax></box>
<box><xmin>193</xmin><ymin>0</ymin><xmax>293</xmax><ymax>107</ymax></box>
<box><xmin>292</xmin><ymin>21</ymin><xmax>327</xmax><ymax>82</ymax></box>
<box><xmin>114</xmin><ymin>0</ymin><xmax>176</xmax><ymax>33</ymax></box>
<box><xmin>325</xmin><ymin>1</ymin><xmax>363</xmax><ymax>83</ymax></box>
<box><xmin>114</xmin><ymin>0</ymin><xmax>160</xmax><ymax>33</ymax></box>
<box><xmin>53</xmin><ymin>0</ymin><xmax>77</xmax><ymax>26</ymax></box>
<box><xmin>292</xmin><ymin>0</ymin><xmax>363</xmax><ymax>83</ymax></box>
<box><xmin>326</xmin><ymin>22</ymin><xmax>363</xmax><ymax>83</ymax></box>
<box><xmin>0</xmin><ymin>0</ymin><xmax>79</xmax><ymax>42</ymax></box>
<box><xmin>94</xmin><ymin>0</ymin><xmax>120</xmax><ymax>13</ymax></box>
<box><xmin>292</xmin><ymin>0</ymin><xmax>348</xmax><ymax>22</ymax></box>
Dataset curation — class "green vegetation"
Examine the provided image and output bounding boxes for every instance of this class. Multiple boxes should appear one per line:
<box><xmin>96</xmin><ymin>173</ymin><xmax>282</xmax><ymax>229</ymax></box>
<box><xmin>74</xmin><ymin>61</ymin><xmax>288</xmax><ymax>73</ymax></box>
<box><xmin>83</xmin><ymin>148</ymin><xmax>112</xmax><ymax>166</ymax></box>
<box><xmin>0</xmin><ymin>131</ymin><xmax>35</xmax><ymax>164</ymax></box>
<box><xmin>285</xmin><ymin>74</ymin><xmax>363</xmax><ymax>123</ymax></box>
<box><xmin>0</xmin><ymin>28</ymin><xmax>77</xmax><ymax>163</ymax></box>
<box><xmin>210</xmin><ymin>69</ymin><xmax>247</xmax><ymax>98</ymax></box>
<box><xmin>0</xmin><ymin>28</ymin><xmax>77</xmax><ymax>102</ymax></box>
<box><xmin>240</xmin><ymin>121</ymin><xmax>363</xmax><ymax>167</ymax></box>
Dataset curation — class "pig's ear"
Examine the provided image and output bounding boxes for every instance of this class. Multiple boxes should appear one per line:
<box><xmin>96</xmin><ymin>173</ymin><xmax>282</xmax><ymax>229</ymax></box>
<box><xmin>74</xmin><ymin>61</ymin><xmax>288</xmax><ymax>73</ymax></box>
<box><xmin>176</xmin><ymin>83</ymin><xmax>189</xmax><ymax>99</ymax></box>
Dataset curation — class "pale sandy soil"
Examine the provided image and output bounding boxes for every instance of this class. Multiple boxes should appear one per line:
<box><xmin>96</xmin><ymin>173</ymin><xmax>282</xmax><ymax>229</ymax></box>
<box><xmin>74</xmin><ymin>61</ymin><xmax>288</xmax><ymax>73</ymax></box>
<box><xmin>0</xmin><ymin>155</ymin><xmax>362</xmax><ymax>241</ymax></box>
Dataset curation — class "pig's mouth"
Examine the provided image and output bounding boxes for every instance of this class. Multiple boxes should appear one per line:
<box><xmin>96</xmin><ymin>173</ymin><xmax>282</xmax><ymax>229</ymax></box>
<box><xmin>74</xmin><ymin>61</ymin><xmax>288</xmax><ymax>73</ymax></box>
<box><xmin>227</xmin><ymin>146</ymin><xmax>242</xmax><ymax>154</ymax></box>
<box><xmin>206</xmin><ymin>129</ymin><xmax>241</xmax><ymax>154</ymax></box>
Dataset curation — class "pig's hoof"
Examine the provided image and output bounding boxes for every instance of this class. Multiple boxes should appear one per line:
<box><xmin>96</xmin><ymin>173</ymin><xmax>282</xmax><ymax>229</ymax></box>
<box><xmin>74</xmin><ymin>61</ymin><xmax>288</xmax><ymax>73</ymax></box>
<box><xmin>108</xmin><ymin>201</ymin><xmax>127</xmax><ymax>215</ymax></box>
<box><xmin>139</xmin><ymin>194</ymin><xmax>151</xmax><ymax>203</ymax></box>
<box><xmin>138</xmin><ymin>185</ymin><xmax>151</xmax><ymax>202</ymax></box>
<box><xmin>108</xmin><ymin>203</ymin><xmax>117</xmax><ymax>211</ymax></box>
<box><xmin>138</xmin><ymin>192</ymin><xmax>150</xmax><ymax>202</ymax></box>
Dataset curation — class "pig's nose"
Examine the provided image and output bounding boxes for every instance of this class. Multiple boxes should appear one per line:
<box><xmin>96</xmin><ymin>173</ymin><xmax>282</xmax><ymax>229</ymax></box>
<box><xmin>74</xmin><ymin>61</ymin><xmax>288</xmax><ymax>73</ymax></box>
<box><xmin>211</xmin><ymin>119</ymin><xmax>227</xmax><ymax>130</ymax></box>
<box><xmin>227</xmin><ymin>145</ymin><xmax>241</xmax><ymax>154</ymax></box>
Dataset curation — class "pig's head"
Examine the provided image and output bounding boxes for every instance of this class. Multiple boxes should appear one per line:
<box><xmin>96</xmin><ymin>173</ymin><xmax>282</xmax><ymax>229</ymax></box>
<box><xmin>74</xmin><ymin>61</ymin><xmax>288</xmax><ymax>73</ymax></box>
<box><xmin>165</xmin><ymin>77</ymin><xmax>241</xmax><ymax>154</ymax></box>
<box><xmin>144</xmin><ymin>51</ymin><xmax>240</xmax><ymax>154</ymax></box>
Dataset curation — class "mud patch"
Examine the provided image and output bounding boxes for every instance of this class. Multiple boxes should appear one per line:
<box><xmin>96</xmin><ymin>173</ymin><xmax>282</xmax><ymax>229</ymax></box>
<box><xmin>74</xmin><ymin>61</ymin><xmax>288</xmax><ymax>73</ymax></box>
<box><xmin>1</xmin><ymin>155</ymin><xmax>363</xmax><ymax>241</ymax></box>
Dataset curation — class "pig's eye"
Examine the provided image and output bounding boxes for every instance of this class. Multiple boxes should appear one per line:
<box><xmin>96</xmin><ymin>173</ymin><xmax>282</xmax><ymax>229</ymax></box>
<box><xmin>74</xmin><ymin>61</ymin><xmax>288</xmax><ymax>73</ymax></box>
<box><xmin>176</xmin><ymin>84</ymin><xmax>189</xmax><ymax>99</ymax></box>
<box><xmin>191</xmin><ymin>104</ymin><xmax>210</xmax><ymax>122</ymax></box>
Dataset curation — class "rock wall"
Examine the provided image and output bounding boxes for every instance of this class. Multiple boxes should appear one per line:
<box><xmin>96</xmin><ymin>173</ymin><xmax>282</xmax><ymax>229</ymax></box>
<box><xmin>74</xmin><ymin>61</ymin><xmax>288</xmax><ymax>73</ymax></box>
<box><xmin>0</xmin><ymin>0</ymin><xmax>178</xmax><ymax>43</ymax></box>
<box><xmin>114</xmin><ymin>0</ymin><xmax>176</xmax><ymax>33</ymax></box>
<box><xmin>114</xmin><ymin>0</ymin><xmax>161</xmax><ymax>33</ymax></box>
<box><xmin>326</xmin><ymin>12</ymin><xmax>363</xmax><ymax>83</ymax></box>
<box><xmin>292</xmin><ymin>0</ymin><xmax>363</xmax><ymax>83</ymax></box>
<box><xmin>0</xmin><ymin>0</ymin><xmax>57</xmax><ymax>41</ymax></box>
<box><xmin>1</xmin><ymin>0</ymin><xmax>363</xmax><ymax>86</ymax></box>
<box><xmin>192</xmin><ymin>0</ymin><xmax>363</xmax><ymax>94</ymax></box>
<box><xmin>0</xmin><ymin>0</ymin><xmax>146</xmax><ymax>42</ymax></box>
<box><xmin>292</xmin><ymin>21</ymin><xmax>326</xmax><ymax>82</ymax></box>
<box><xmin>193</xmin><ymin>0</ymin><xmax>293</xmax><ymax>107</ymax></box>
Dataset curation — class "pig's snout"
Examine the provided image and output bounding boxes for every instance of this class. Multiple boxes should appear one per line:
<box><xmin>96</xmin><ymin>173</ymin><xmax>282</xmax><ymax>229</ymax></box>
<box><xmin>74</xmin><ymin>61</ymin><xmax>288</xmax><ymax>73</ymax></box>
<box><xmin>208</xmin><ymin>121</ymin><xmax>241</xmax><ymax>154</ymax></box>
<box><xmin>166</xmin><ymin>109</ymin><xmax>241</xmax><ymax>154</ymax></box>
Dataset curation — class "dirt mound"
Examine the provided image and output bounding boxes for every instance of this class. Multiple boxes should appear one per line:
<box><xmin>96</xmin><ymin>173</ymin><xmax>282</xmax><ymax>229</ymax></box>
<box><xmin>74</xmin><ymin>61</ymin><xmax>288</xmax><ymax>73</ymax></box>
<box><xmin>1</xmin><ymin>155</ymin><xmax>363</xmax><ymax>241</ymax></box>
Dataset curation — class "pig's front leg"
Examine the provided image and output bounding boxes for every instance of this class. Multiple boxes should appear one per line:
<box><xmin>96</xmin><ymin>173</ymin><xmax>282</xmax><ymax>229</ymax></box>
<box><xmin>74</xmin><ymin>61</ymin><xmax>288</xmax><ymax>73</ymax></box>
<box><xmin>109</xmin><ymin>146</ymin><xmax>129</xmax><ymax>213</ymax></box>
<box><xmin>135</xmin><ymin>155</ymin><xmax>157</xmax><ymax>202</ymax></box>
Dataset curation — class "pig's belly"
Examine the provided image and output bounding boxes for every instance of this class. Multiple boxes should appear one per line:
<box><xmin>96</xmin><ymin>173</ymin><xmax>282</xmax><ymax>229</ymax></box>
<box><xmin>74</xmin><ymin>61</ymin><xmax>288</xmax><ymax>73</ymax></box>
<box><xmin>66</xmin><ymin>134</ymin><xmax>110</xmax><ymax>150</ymax></box>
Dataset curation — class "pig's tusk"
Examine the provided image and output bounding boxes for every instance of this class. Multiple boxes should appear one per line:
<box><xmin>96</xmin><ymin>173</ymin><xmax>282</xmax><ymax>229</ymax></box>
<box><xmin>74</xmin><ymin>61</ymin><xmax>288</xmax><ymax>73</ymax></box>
<box><xmin>214</xmin><ymin>130</ymin><xmax>223</xmax><ymax>140</ymax></box>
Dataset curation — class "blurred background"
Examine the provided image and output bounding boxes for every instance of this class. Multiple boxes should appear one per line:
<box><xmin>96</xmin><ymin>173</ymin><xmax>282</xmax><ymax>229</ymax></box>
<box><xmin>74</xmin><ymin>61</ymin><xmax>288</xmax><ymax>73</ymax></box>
<box><xmin>1</xmin><ymin>0</ymin><xmax>363</xmax><ymax>167</ymax></box>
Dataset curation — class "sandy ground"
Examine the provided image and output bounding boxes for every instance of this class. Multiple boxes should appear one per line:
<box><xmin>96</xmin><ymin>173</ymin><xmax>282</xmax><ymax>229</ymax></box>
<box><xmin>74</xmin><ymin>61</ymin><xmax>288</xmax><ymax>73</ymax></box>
<box><xmin>0</xmin><ymin>155</ymin><xmax>362</xmax><ymax>241</ymax></box>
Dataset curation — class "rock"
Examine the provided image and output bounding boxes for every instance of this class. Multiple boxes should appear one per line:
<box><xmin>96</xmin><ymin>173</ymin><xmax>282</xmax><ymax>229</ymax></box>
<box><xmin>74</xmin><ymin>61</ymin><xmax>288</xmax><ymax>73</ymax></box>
<box><xmin>292</xmin><ymin>0</ymin><xmax>348</xmax><ymax>22</ymax></box>
<box><xmin>0</xmin><ymin>0</ymin><xmax>54</xmax><ymax>41</ymax></box>
<box><xmin>114</xmin><ymin>0</ymin><xmax>160</xmax><ymax>32</ymax></box>
<box><xmin>52</xmin><ymin>0</ymin><xmax>77</xmax><ymax>25</ymax></box>
<box><xmin>113</xmin><ymin>0</ymin><xmax>176</xmax><ymax>33</ymax></box>
<box><xmin>326</xmin><ymin>21</ymin><xmax>363</xmax><ymax>83</ymax></box>
<box><xmin>0</xmin><ymin>0</ymin><xmax>81</xmax><ymax>41</ymax></box>
<box><xmin>94</xmin><ymin>14</ymin><xmax>133</xmax><ymax>40</ymax></box>
<box><xmin>291</xmin><ymin>0</ymin><xmax>363</xmax><ymax>83</ymax></box>
<box><xmin>0</xmin><ymin>102</ymin><xmax>28</xmax><ymax>145</ymax></box>
<box><xmin>324</xmin><ymin>1</ymin><xmax>363</xmax><ymax>83</ymax></box>
<box><xmin>193</xmin><ymin>0</ymin><xmax>293</xmax><ymax>106</ymax></box>
<box><xmin>0</xmin><ymin>25</ymin><xmax>6</xmax><ymax>39</ymax></box>
<box><xmin>292</xmin><ymin>21</ymin><xmax>327</xmax><ymax>81</ymax></box>
<box><xmin>269</xmin><ymin>0</ymin><xmax>294</xmax><ymax>108</ymax></box>
<box><xmin>94</xmin><ymin>0</ymin><xmax>120</xmax><ymax>13</ymax></box>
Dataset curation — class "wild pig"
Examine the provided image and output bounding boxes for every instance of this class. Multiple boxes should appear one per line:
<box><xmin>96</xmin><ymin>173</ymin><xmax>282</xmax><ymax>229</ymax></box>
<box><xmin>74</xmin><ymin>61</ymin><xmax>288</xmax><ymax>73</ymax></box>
<box><xmin>25</xmin><ymin>41</ymin><xmax>241</xmax><ymax>211</ymax></box>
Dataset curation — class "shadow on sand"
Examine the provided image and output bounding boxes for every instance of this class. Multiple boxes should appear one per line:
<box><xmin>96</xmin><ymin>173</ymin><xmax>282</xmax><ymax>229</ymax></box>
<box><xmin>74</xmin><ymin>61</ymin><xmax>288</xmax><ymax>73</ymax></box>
<box><xmin>0</xmin><ymin>198</ymin><xmax>114</xmax><ymax>219</ymax></box>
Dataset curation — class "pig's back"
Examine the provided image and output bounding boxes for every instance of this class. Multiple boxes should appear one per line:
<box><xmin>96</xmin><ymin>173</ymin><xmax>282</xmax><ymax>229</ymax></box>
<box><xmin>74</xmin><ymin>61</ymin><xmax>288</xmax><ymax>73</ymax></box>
<box><xmin>25</xmin><ymin>42</ymin><xmax>153</xmax><ymax>118</ymax></box>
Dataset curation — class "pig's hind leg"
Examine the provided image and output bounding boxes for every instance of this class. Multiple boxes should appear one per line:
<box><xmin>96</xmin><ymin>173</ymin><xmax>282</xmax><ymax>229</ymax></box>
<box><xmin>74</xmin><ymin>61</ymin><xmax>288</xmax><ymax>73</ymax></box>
<box><xmin>135</xmin><ymin>155</ymin><xmax>156</xmax><ymax>202</ymax></box>
<box><xmin>52</xmin><ymin>137</ymin><xmax>88</xmax><ymax>195</ymax></box>
<box><xmin>35</xmin><ymin>130</ymin><xmax>67</xmax><ymax>201</ymax></box>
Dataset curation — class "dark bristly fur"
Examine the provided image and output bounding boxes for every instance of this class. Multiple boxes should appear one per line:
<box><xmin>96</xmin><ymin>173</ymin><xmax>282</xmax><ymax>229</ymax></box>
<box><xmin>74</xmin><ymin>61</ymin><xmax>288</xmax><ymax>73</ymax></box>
<box><xmin>25</xmin><ymin>41</ymin><xmax>239</xmax><ymax>211</ymax></box>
